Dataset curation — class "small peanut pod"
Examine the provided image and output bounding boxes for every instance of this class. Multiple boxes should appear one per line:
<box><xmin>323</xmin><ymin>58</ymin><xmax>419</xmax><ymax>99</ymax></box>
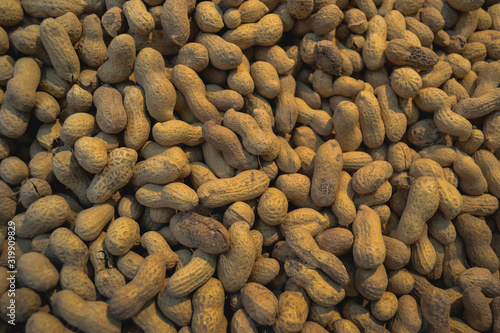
<box><xmin>275</xmin><ymin>137</ymin><xmax>301</xmax><ymax>174</ymax></box>
<box><xmin>287</xmin><ymin>0</ymin><xmax>313</xmax><ymax>19</ymax></box>
<box><xmin>411</xmin><ymin>225</ymin><xmax>437</xmax><ymax>275</ymax></box>
<box><xmin>172</xmin><ymin>64</ymin><xmax>222</xmax><ymax>123</ymax></box>
<box><xmin>131</xmin><ymin>147</ymin><xmax>190</xmax><ymax>187</ymax></box>
<box><xmin>312</xmin><ymin>4</ymin><xmax>344</xmax><ymax>35</ymax></box>
<box><xmin>453</xmin><ymin>156</ymin><xmax>488</xmax><ymax>195</ymax></box>
<box><xmin>352</xmin><ymin>205</ymin><xmax>386</xmax><ymax>269</ymax></box>
<box><xmin>257</xmin><ymin>188</ymin><xmax>288</xmax><ymax>226</ymax></box>
<box><xmin>355</xmin><ymin>265</ymin><xmax>388</xmax><ymax>301</ymax></box>
<box><xmin>206</xmin><ymin>85</ymin><xmax>244</xmax><ymax>111</ymax></box>
<box><xmin>36</xmin><ymin>120</ymin><xmax>62</xmax><ymax>151</ymax></box>
<box><xmin>192</xmin><ymin>278</ymin><xmax>227</xmax><ymax>333</ymax></box>
<box><xmin>196</xmin><ymin>32</ymin><xmax>243</xmax><ymax>70</ymax></box>
<box><xmin>223</xmin><ymin>109</ymin><xmax>277</xmax><ymax>156</ymax></box>
<box><xmin>3</xmin><ymin>57</ymin><xmax>40</xmax><ymax>113</ymax></box>
<box><xmin>177</xmin><ymin>42</ymin><xmax>209</xmax><ymax>72</ymax></box>
<box><xmin>34</xmin><ymin>91</ymin><xmax>60</xmax><ymax>123</ymax></box>
<box><xmin>351</xmin><ymin>161</ymin><xmax>393</xmax><ymax>194</ymax></box>
<box><xmin>87</xmin><ymin>148</ymin><xmax>138</xmax><ymax>204</ymax></box>
<box><xmin>224</xmin><ymin>0</ymin><xmax>269</xmax><ymax>28</ymax></box>
<box><xmin>223</xmin><ymin>201</ymin><xmax>255</xmax><ymax>228</ymax></box>
<box><xmin>74</xmin><ymin>202</ymin><xmax>114</xmax><ymax>241</ymax></box>
<box><xmin>66</xmin><ymin>84</ymin><xmax>92</xmax><ymax>114</ymax></box>
<box><xmin>78</xmin><ymin>14</ymin><xmax>107</xmax><ymax>68</ymax></box>
<box><xmin>123</xmin><ymin>0</ymin><xmax>155</xmax><ymax>36</ymax></box>
<box><xmin>223</xmin><ymin>14</ymin><xmax>283</xmax><ymax>49</ymax></box>
<box><xmin>135</xmin><ymin>182</ymin><xmax>198</xmax><ymax>211</ymax></box>
<box><xmin>375</xmin><ymin>84</ymin><xmax>407</xmax><ymax>143</ymax></box>
<box><xmin>17</xmin><ymin>252</ymin><xmax>59</xmax><ymax>292</ymax></box>
<box><xmin>241</xmin><ymin>282</ymin><xmax>279</xmax><ymax>326</ymax></box>
<box><xmin>101</xmin><ymin>7</ymin><xmax>126</xmax><ymax>38</ymax></box>
<box><xmin>197</xmin><ymin>169</ymin><xmax>269</xmax><ymax>208</ymax></box>
<box><xmin>0</xmin><ymin>99</ymin><xmax>30</xmax><ymax>138</ymax></box>
<box><xmin>194</xmin><ymin>2</ymin><xmax>224</xmax><ymax>33</ymax></box>
<box><xmin>134</xmin><ymin>48</ymin><xmax>176</xmax><ymax>122</ymax></box>
<box><xmin>254</xmin><ymin>45</ymin><xmax>295</xmax><ymax>75</ymax></box>
<box><xmin>313</xmin><ymin>40</ymin><xmax>344</xmax><ymax>77</ymax></box>
<box><xmin>331</xmin><ymin>171</ymin><xmax>357</xmax><ymax>227</ymax></box>
<box><xmin>153</xmin><ymin>120</ymin><xmax>204</xmax><ymax>147</ymax></box>
<box><xmin>473</xmin><ymin>149</ymin><xmax>500</xmax><ymax>199</ymax></box>
<box><xmin>389</xmin><ymin>295</ymin><xmax>422</xmax><ymax>332</ymax></box>
<box><xmin>190</xmin><ymin>162</ymin><xmax>218</xmax><ymax>189</ymax></box>
<box><xmin>104</xmin><ymin>217</ymin><xmax>141</xmax><ymax>256</ymax></box>
<box><xmin>52</xmin><ymin>290</ymin><xmax>121</xmax><ymax>333</ymax></box>
<box><xmin>455</xmin><ymin>214</ymin><xmax>499</xmax><ymax>273</ymax></box>
<box><xmin>109</xmin><ymin>253</ymin><xmax>167</xmax><ymax>320</ymax></box>
<box><xmin>16</xmin><ymin>195</ymin><xmax>70</xmax><ymax>238</ymax></box>
<box><xmin>0</xmin><ymin>156</ymin><xmax>28</xmax><ymax>186</ymax></box>
<box><xmin>390</xmin><ymin>67</ymin><xmax>422</xmax><ymax>99</ymax></box>
<box><xmin>420</xmin><ymin>287</ymin><xmax>451</xmax><ymax>332</ymax></box>
<box><xmin>295</xmin><ymin>98</ymin><xmax>333</xmax><ymax>136</ymax></box>
<box><xmin>383</xmin><ymin>236</ymin><xmax>411</xmax><ymax>270</ymax></box>
<box><xmin>295</xmin><ymin>146</ymin><xmax>315</xmax><ymax>177</ymax></box>
<box><xmin>140</xmin><ymin>231</ymin><xmax>179</xmax><ymax>270</ymax></box>
<box><xmin>273</xmin><ymin>290</ymin><xmax>308</xmax><ymax>333</ymax></box>
<box><xmin>170</xmin><ymin>212</ymin><xmax>230</xmax><ymax>254</ymax></box>
<box><xmin>250</xmin><ymin>61</ymin><xmax>280</xmax><ymax>99</ymax></box>
<box><xmin>93</xmin><ymin>84</ymin><xmax>128</xmax><ymax>134</ymax></box>
<box><xmin>390</xmin><ymin>176</ymin><xmax>440</xmax><ymax>245</ymax></box>
<box><xmin>161</xmin><ymin>0</ymin><xmax>196</xmax><ymax>48</ymax></box>
<box><xmin>203</xmin><ymin>120</ymin><xmax>254</xmax><ymax>170</ymax></box>
<box><xmin>19</xmin><ymin>178</ymin><xmax>51</xmax><ymax>208</ymax></box>
<box><xmin>333</xmin><ymin>101</ymin><xmax>362</xmax><ymax>152</ymax></box>
<box><xmin>281</xmin><ymin>208</ymin><xmax>329</xmax><ymax>237</ymax></box>
<box><xmin>385</xmin><ymin>39</ymin><xmax>439</xmax><ymax>70</ymax></box>
<box><xmin>123</xmin><ymin>85</ymin><xmax>150</xmax><ymax>150</ymax></box>
<box><xmin>98</xmin><ymin>34</ymin><xmax>136</xmax><ymax>84</ymax></box>
<box><xmin>249</xmin><ymin>256</ymin><xmax>279</xmax><ymax>285</ymax></box>
<box><xmin>217</xmin><ymin>221</ymin><xmax>256</xmax><ymax>292</ymax></box>
<box><xmin>40</xmin><ymin>18</ymin><xmax>80</xmax><ymax>82</ymax></box>
<box><xmin>60</xmin><ymin>112</ymin><xmax>97</xmax><ymax>147</ymax></box>
<box><xmin>311</xmin><ymin>140</ymin><xmax>343</xmax><ymax>207</ymax></box>
<box><xmin>166</xmin><ymin>248</ymin><xmax>217</xmax><ymax>298</ymax></box>
<box><xmin>227</xmin><ymin>54</ymin><xmax>254</xmax><ymax>95</ymax></box>
<box><xmin>275</xmin><ymin>74</ymin><xmax>298</xmax><ymax>134</ymax></box>
<box><xmin>355</xmin><ymin>91</ymin><xmax>385</xmax><ymax>149</ymax></box>
<box><xmin>484</xmin><ymin>111</ymin><xmax>500</xmax><ymax>152</ymax></box>
<box><xmin>362</xmin><ymin>15</ymin><xmax>387</xmax><ymax>71</ymax></box>
<box><xmin>284</xmin><ymin>259</ymin><xmax>345</xmax><ymax>307</ymax></box>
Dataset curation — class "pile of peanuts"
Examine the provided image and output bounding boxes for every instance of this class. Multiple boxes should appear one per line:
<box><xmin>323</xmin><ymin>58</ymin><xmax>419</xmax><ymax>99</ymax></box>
<box><xmin>1</xmin><ymin>0</ymin><xmax>500</xmax><ymax>331</ymax></box>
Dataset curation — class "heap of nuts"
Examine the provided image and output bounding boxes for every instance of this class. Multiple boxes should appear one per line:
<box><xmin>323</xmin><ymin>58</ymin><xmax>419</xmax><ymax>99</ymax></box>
<box><xmin>1</xmin><ymin>0</ymin><xmax>500</xmax><ymax>331</ymax></box>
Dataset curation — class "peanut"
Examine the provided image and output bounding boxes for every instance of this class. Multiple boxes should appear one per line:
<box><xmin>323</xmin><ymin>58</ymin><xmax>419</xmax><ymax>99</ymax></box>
<box><xmin>109</xmin><ymin>253</ymin><xmax>167</xmax><ymax>320</ymax></box>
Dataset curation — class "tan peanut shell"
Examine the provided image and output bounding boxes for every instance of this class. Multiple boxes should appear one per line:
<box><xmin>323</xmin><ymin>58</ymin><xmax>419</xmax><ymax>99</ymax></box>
<box><xmin>198</xmin><ymin>169</ymin><xmax>269</xmax><ymax>208</ymax></box>
<box><xmin>40</xmin><ymin>18</ymin><xmax>80</xmax><ymax>82</ymax></box>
